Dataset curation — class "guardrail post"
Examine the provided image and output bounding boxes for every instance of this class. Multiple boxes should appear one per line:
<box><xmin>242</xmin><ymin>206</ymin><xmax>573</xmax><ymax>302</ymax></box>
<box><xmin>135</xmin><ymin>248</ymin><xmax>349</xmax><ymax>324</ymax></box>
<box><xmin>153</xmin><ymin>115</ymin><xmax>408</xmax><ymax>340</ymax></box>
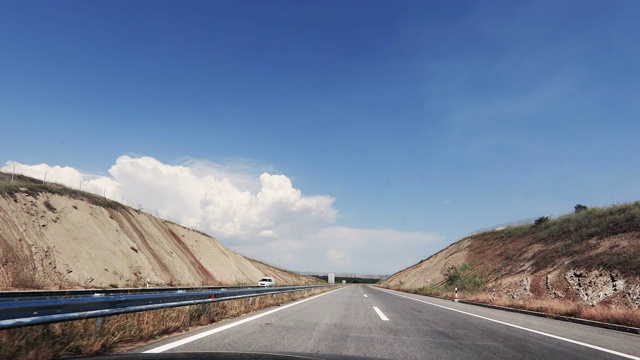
<box><xmin>94</xmin><ymin>317</ymin><xmax>105</xmax><ymax>333</ymax></box>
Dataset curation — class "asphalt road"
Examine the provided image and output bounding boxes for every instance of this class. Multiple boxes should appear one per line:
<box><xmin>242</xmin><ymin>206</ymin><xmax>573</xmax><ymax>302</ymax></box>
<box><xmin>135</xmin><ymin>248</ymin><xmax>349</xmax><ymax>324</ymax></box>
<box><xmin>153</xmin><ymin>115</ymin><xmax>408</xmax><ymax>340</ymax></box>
<box><xmin>133</xmin><ymin>285</ymin><xmax>640</xmax><ymax>359</ymax></box>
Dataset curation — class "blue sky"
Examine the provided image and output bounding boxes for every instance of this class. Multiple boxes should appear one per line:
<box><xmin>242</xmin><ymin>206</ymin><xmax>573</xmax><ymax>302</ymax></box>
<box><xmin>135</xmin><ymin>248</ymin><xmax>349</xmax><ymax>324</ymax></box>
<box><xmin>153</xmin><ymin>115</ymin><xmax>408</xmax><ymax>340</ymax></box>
<box><xmin>2</xmin><ymin>1</ymin><xmax>640</xmax><ymax>274</ymax></box>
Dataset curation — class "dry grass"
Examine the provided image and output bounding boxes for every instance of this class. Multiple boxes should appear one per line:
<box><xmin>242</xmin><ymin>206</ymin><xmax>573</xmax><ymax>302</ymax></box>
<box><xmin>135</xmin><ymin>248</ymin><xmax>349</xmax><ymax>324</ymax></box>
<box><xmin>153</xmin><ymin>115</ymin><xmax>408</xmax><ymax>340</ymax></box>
<box><xmin>463</xmin><ymin>293</ymin><xmax>640</xmax><ymax>328</ymax></box>
<box><xmin>381</xmin><ymin>286</ymin><xmax>640</xmax><ymax>329</ymax></box>
<box><xmin>577</xmin><ymin>305</ymin><xmax>639</xmax><ymax>328</ymax></box>
<box><xmin>0</xmin><ymin>288</ymin><xmax>330</xmax><ymax>360</ymax></box>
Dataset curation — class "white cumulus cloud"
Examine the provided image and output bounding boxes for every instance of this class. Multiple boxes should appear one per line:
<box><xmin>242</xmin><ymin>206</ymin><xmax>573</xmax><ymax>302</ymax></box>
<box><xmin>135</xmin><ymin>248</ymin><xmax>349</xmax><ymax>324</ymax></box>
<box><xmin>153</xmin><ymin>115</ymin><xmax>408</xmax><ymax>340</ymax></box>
<box><xmin>2</xmin><ymin>156</ymin><xmax>444</xmax><ymax>274</ymax></box>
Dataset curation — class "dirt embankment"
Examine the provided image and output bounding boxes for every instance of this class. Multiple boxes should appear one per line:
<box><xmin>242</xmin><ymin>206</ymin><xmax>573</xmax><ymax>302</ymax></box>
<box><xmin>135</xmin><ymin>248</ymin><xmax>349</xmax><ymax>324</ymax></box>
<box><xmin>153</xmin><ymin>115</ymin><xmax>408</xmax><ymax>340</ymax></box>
<box><xmin>0</xmin><ymin>186</ymin><xmax>319</xmax><ymax>289</ymax></box>
<box><xmin>248</xmin><ymin>258</ymin><xmax>322</xmax><ymax>285</ymax></box>
<box><xmin>379</xmin><ymin>203</ymin><xmax>640</xmax><ymax>310</ymax></box>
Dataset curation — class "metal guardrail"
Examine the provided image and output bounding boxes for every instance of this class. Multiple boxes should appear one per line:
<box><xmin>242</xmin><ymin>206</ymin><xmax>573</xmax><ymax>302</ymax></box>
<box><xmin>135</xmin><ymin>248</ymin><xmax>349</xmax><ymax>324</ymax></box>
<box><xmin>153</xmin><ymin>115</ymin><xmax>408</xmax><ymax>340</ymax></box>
<box><xmin>0</xmin><ymin>285</ymin><xmax>262</xmax><ymax>301</ymax></box>
<box><xmin>0</xmin><ymin>285</ymin><xmax>327</xmax><ymax>330</ymax></box>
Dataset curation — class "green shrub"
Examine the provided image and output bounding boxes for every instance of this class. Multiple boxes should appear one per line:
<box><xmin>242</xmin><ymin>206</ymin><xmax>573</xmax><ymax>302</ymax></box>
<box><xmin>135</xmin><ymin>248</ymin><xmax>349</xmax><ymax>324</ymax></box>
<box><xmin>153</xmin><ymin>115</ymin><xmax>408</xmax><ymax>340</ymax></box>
<box><xmin>534</xmin><ymin>216</ymin><xmax>550</xmax><ymax>227</ymax></box>
<box><xmin>574</xmin><ymin>204</ymin><xmax>588</xmax><ymax>213</ymax></box>
<box><xmin>443</xmin><ymin>263</ymin><xmax>483</xmax><ymax>292</ymax></box>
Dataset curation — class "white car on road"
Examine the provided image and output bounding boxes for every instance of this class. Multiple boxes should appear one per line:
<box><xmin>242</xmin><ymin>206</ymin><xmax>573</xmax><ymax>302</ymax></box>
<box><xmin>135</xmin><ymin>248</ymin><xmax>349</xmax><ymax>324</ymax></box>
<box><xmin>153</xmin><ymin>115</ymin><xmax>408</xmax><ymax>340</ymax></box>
<box><xmin>257</xmin><ymin>277</ymin><xmax>275</xmax><ymax>287</ymax></box>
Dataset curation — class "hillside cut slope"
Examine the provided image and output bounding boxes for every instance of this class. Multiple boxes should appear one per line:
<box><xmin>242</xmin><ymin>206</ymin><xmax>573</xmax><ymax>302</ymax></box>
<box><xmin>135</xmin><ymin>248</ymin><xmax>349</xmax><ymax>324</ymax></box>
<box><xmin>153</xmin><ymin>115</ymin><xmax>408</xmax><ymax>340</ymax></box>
<box><xmin>379</xmin><ymin>203</ymin><xmax>640</xmax><ymax>308</ymax></box>
<box><xmin>0</xmin><ymin>173</ymin><xmax>319</xmax><ymax>290</ymax></box>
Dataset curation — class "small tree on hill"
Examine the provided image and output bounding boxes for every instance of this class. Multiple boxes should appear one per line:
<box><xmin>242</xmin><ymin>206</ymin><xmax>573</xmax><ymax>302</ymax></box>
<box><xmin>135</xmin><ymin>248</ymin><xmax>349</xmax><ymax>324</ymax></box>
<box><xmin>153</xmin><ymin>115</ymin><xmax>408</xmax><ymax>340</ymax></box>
<box><xmin>534</xmin><ymin>216</ymin><xmax>550</xmax><ymax>226</ymax></box>
<box><xmin>574</xmin><ymin>204</ymin><xmax>588</xmax><ymax>213</ymax></box>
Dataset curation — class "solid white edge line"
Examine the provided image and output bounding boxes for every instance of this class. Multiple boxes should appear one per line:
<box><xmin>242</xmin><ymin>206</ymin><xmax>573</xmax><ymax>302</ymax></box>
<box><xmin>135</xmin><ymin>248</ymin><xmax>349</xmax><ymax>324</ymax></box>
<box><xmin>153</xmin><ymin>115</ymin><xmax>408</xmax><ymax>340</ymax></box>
<box><xmin>143</xmin><ymin>287</ymin><xmax>347</xmax><ymax>353</ymax></box>
<box><xmin>376</xmin><ymin>288</ymin><xmax>640</xmax><ymax>360</ymax></box>
<box><xmin>373</xmin><ymin>306</ymin><xmax>389</xmax><ymax>321</ymax></box>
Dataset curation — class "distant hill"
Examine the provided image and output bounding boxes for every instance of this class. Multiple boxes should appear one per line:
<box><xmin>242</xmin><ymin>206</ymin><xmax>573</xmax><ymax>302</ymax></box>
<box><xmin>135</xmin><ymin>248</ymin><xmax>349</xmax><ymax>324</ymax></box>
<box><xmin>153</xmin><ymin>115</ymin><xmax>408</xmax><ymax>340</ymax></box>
<box><xmin>0</xmin><ymin>172</ymin><xmax>320</xmax><ymax>290</ymax></box>
<box><xmin>379</xmin><ymin>202</ymin><xmax>640</xmax><ymax>311</ymax></box>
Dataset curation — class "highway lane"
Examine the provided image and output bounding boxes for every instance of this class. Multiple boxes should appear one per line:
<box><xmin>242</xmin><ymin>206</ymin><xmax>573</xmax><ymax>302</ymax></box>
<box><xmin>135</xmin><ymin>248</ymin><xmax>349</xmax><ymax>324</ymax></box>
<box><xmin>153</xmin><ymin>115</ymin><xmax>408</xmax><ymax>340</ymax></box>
<box><xmin>133</xmin><ymin>285</ymin><xmax>640</xmax><ymax>359</ymax></box>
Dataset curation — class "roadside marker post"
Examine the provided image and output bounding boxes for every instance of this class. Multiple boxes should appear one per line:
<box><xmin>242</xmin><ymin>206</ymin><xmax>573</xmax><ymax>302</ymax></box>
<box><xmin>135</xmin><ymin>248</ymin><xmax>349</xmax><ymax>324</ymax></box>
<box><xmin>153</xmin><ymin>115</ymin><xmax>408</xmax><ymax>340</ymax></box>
<box><xmin>94</xmin><ymin>317</ymin><xmax>105</xmax><ymax>333</ymax></box>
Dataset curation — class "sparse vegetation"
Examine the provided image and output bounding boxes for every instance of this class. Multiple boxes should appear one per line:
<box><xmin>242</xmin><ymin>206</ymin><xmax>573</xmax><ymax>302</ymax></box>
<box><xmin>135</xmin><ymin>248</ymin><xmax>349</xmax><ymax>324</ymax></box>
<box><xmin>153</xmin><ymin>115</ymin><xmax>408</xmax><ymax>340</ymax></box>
<box><xmin>391</xmin><ymin>263</ymin><xmax>484</xmax><ymax>298</ymax></box>
<box><xmin>443</xmin><ymin>263</ymin><xmax>483</xmax><ymax>292</ymax></box>
<box><xmin>489</xmin><ymin>202</ymin><xmax>640</xmax><ymax>275</ymax></box>
<box><xmin>496</xmin><ymin>202</ymin><xmax>640</xmax><ymax>244</ymax></box>
<box><xmin>0</xmin><ymin>172</ymin><xmax>125</xmax><ymax>211</ymax></box>
<box><xmin>533</xmin><ymin>216</ymin><xmax>550</xmax><ymax>226</ymax></box>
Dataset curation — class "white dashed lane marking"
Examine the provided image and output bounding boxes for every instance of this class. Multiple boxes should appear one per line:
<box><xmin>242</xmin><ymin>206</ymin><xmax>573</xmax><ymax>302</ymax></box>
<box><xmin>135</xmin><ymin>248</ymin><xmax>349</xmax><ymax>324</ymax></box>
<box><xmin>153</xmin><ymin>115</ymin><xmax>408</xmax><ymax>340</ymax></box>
<box><xmin>373</xmin><ymin>306</ymin><xmax>389</xmax><ymax>321</ymax></box>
